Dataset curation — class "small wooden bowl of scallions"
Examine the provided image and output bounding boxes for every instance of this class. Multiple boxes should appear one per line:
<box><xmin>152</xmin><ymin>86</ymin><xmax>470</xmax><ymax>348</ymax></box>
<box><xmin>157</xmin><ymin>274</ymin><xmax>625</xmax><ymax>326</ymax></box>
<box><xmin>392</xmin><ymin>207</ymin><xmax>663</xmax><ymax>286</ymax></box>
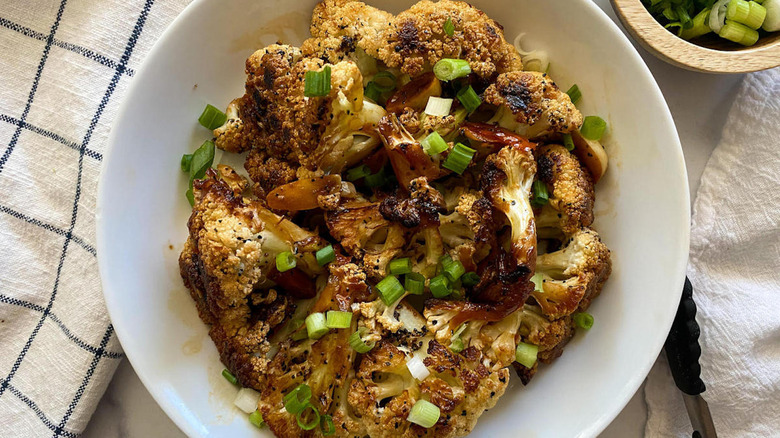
<box><xmin>611</xmin><ymin>0</ymin><xmax>780</xmax><ymax>73</ymax></box>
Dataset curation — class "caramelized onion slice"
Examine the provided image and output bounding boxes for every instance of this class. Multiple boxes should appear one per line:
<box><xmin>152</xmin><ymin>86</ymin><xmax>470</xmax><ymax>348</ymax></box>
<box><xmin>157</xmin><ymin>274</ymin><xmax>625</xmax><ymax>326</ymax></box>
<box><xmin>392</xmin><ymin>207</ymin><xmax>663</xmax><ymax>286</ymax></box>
<box><xmin>266</xmin><ymin>175</ymin><xmax>342</xmax><ymax>211</ymax></box>
<box><xmin>385</xmin><ymin>72</ymin><xmax>442</xmax><ymax>114</ymax></box>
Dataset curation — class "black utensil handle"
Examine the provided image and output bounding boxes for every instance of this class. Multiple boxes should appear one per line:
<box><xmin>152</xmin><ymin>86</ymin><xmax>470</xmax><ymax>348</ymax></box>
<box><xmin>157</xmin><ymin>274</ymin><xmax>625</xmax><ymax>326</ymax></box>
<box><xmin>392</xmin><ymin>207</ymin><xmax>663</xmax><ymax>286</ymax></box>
<box><xmin>664</xmin><ymin>277</ymin><xmax>706</xmax><ymax>396</ymax></box>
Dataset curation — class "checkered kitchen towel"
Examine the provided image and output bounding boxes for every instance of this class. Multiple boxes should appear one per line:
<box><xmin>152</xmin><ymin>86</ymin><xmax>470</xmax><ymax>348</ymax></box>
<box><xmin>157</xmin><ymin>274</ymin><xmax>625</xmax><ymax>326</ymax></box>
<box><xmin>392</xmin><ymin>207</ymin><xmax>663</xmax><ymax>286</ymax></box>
<box><xmin>0</xmin><ymin>0</ymin><xmax>190</xmax><ymax>435</ymax></box>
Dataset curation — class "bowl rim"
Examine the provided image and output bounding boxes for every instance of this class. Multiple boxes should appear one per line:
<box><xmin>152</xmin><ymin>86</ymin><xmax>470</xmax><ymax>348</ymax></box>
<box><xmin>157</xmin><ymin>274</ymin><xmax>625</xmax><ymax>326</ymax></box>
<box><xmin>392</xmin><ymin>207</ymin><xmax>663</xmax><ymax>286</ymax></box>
<box><xmin>610</xmin><ymin>0</ymin><xmax>780</xmax><ymax>73</ymax></box>
<box><xmin>96</xmin><ymin>0</ymin><xmax>691</xmax><ymax>436</ymax></box>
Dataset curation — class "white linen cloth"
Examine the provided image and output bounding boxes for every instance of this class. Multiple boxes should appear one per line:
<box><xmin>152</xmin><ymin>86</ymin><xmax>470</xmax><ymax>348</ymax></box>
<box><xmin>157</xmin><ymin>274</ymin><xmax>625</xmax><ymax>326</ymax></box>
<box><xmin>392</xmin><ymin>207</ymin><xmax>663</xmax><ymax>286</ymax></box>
<box><xmin>0</xmin><ymin>1</ymin><xmax>189</xmax><ymax>436</ymax></box>
<box><xmin>645</xmin><ymin>68</ymin><xmax>780</xmax><ymax>437</ymax></box>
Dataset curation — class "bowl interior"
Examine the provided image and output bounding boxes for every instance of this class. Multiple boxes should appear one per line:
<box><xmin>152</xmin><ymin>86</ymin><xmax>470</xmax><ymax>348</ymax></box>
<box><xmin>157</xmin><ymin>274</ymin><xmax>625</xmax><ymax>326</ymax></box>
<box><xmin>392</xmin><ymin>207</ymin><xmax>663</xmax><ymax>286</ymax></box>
<box><xmin>97</xmin><ymin>0</ymin><xmax>690</xmax><ymax>437</ymax></box>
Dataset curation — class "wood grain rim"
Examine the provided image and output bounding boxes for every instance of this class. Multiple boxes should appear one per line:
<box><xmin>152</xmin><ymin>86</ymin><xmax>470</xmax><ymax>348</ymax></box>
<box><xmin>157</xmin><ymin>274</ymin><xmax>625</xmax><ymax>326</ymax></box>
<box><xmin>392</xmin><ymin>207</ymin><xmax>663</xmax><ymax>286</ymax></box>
<box><xmin>611</xmin><ymin>0</ymin><xmax>780</xmax><ymax>73</ymax></box>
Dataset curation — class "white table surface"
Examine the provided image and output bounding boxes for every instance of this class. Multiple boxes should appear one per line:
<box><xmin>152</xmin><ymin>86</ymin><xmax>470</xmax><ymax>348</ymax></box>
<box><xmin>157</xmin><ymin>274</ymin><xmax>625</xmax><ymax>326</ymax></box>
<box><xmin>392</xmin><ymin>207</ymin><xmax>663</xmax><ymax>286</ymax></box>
<box><xmin>83</xmin><ymin>0</ymin><xmax>745</xmax><ymax>436</ymax></box>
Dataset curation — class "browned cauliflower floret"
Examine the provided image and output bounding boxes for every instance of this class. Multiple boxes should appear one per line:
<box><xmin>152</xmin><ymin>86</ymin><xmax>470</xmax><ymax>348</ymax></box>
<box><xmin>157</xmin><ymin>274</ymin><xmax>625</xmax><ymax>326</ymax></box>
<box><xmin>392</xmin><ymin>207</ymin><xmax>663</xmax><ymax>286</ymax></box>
<box><xmin>349</xmin><ymin>337</ymin><xmax>509</xmax><ymax>438</ymax></box>
<box><xmin>326</xmin><ymin>201</ymin><xmax>407</xmax><ymax>279</ymax></box>
<box><xmin>485</xmin><ymin>71</ymin><xmax>583</xmax><ymax>138</ymax></box>
<box><xmin>179</xmin><ymin>167</ymin><xmax>327</xmax><ymax>387</ymax></box>
<box><xmin>258</xmin><ymin>260</ymin><xmax>369</xmax><ymax>438</ymax></box>
<box><xmin>534</xmin><ymin>144</ymin><xmax>596</xmax><ymax>236</ymax></box>
<box><xmin>226</xmin><ymin>44</ymin><xmax>386</xmax><ymax>193</ymax></box>
<box><xmin>513</xmin><ymin>304</ymin><xmax>575</xmax><ymax>383</ymax></box>
<box><xmin>531</xmin><ymin>228</ymin><xmax>612</xmax><ymax>318</ymax></box>
<box><xmin>213</xmin><ymin>97</ymin><xmax>262</xmax><ymax>153</ymax></box>
<box><xmin>438</xmin><ymin>190</ymin><xmax>492</xmax><ymax>272</ymax></box>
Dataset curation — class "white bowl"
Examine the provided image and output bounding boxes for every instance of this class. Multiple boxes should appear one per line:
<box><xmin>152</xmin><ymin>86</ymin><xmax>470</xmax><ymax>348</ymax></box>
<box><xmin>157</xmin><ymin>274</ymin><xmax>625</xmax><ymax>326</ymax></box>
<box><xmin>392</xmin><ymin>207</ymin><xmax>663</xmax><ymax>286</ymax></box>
<box><xmin>96</xmin><ymin>0</ymin><xmax>690</xmax><ymax>436</ymax></box>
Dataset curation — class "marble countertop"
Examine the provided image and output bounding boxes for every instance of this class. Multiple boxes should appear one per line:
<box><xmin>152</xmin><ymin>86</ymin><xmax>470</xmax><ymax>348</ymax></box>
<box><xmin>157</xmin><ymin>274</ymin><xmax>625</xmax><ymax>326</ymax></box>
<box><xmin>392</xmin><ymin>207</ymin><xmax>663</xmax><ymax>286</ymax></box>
<box><xmin>83</xmin><ymin>1</ymin><xmax>745</xmax><ymax>436</ymax></box>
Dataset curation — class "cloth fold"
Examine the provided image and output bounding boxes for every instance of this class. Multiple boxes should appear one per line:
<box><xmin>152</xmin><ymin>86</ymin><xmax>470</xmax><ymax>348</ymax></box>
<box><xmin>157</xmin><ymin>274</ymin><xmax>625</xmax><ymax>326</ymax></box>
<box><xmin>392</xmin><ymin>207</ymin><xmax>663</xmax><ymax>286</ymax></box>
<box><xmin>645</xmin><ymin>68</ymin><xmax>780</xmax><ymax>437</ymax></box>
<box><xmin>0</xmin><ymin>0</ymin><xmax>189</xmax><ymax>436</ymax></box>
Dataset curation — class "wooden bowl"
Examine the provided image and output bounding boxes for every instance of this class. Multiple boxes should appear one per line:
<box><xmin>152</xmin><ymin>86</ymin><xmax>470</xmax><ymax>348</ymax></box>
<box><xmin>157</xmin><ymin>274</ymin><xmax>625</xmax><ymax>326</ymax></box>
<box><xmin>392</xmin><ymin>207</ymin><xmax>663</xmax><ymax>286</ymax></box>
<box><xmin>611</xmin><ymin>0</ymin><xmax>780</xmax><ymax>73</ymax></box>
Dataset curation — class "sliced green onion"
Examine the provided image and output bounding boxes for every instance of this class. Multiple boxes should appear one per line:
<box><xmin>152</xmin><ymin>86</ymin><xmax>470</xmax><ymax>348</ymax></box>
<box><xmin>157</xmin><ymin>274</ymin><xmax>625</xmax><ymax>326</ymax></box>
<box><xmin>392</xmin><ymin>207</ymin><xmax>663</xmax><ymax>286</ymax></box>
<box><xmin>249</xmin><ymin>410</ymin><xmax>264</xmax><ymax>428</ymax></box>
<box><xmin>515</xmin><ymin>342</ymin><xmax>539</xmax><ymax>368</ymax></box>
<box><xmin>675</xmin><ymin>5</ymin><xmax>693</xmax><ymax>29</ymax></box>
<box><xmin>222</xmin><ymin>368</ymin><xmax>238</xmax><ymax>385</ymax></box>
<box><xmin>189</xmin><ymin>140</ymin><xmax>216</xmax><ymax>183</ymax></box>
<box><xmin>181</xmin><ymin>153</ymin><xmax>193</xmax><ymax>172</ymax></box>
<box><xmin>186</xmin><ymin>188</ymin><xmax>195</xmax><ymax>207</ymax></box>
<box><xmin>316</xmin><ymin>245</ymin><xmax>336</xmax><ymax>266</ymax></box>
<box><xmin>429</xmin><ymin>274</ymin><xmax>451</xmax><ymax>298</ymax></box>
<box><xmin>349</xmin><ymin>327</ymin><xmax>376</xmax><ymax>353</ymax></box>
<box><xmin>562</xmin><ymin>133</ymin><xmax>575</xmax><ymax>152</ymax></box>
<box><xmin>531</xmin><ymin>272</ymin><xmax>544</xmax><ymax>293</ymax></box>
<box><xmin>566</xmin><ymin>84</ymin><xmax>582</xmax><ymax>105</ymax></box>
<box><xmin>433</xmin><ymin>58</ymin><xmax>471</xmax><ymax>81</ymax></box>
<box><xmin>662</xmin><ymin>6</ymin><xmax>678</xmax><ymax>20</ymax></box>
<box><xmin>377</xmin><ymin>275</ymin><xmax>405</xmax><ymax>305</ymax></box>
<box><xmin>679</xmin><ymin>8</ymin><xmax>713</xmax><ymax>40</ymax></box>
<box><xmin>580</xmin><ymin>116</ymin><xmax>607</xmax><ymax>141</ymax></box>
<box><xmin>326</xmin><ymin>310</ymin><xmax>353</xmax><ymax>329</ymax></box>
<box><xmin>573</xmin><ymin>312</ymin><xmax>595</xmax><ymax>330</ymax></box>
<box><xmin>320</xmin><ymin>414</ymin><xmax>335</xmax><ymax>436</ymax></box>
<box><xmin>727</xmin><ymin>0</ymin><xmax>766</xmax><ymax>29</ymax></box>
<box><xmin>719</xmin><ymin>19</ymin><xmax>760</xmax><ymax>45</ymax></box>
<box><xmin>305</xmin><ymin>312</ymin><xmax>329</xmax><ymax>340</ymax></box>
<box><xmin>346</xmin><ymin>165</ymin><xmax>371</xmax><ymax>181</ymax></box>
<box><xmin>421</xmin><ymin>131</ymin><xmax>449</xmax><ymax>156</ymax></box>
<box><xmin>531</xmin><ymin>180</ymin><xmax>550</xmax><ymax>207</ymax></box>
<box><xmin>441</xmin><ymin>258</ymin><xmax>465</xmax><ymax>282</ymax></box>
<box><xmin>442</xmin><ymin>142</ymin><xmax>476</xmax><ymax>174</ymax></box>
<box><xmin>444</xmin><ymin>17</ymin><xmax>455</xmax><ymax>36</ymax></box>
<box><xmin>408</xmin><ymin>400</ymin><xmax>440</xmax><ymax>428</ymax></box>
<box><xmin>405</xmin><ymin>272</ymin><xmax>426</xmax><ymax>295</ymax></box>
<box><xmin>284</xmin><ymin>384</ymin><xmax>313</xmax><ymax>414</ymax></box>
<box><xmin>304</xmin><ymin>65</ymin><xmax>332</xmax><ymax>97</ymax></box>
<box><xmin>371</xmin><ymin>71</ymin><xmax>396</xmax><ymax>91</ymax></box>
<box><xmin>198</xmin><ymin>104</ymin><xmax>228</xmax><ymax>130</ymax></box>
<box><xmin>449</xmin><ymin>336</ymin><xmax>464</xmax><ymax>353</ymax></box>
<box><xmin>289</xmin><ymin>319</ymin><xmax>309</xmax><ymax>341</ymax></box>
<box><xmin>456</xmin><ymin>85</ymin><xmax>481</xmax><ymax>113</ymax></box>
<box><xmin>389</xmin><ymin>258</ymin><xmax>413</xmax><ymax>275</ymax></box>
<box><xmin>424</xmin><ymin>96</ymin><xmax>453</xmax><ymax>117</ymax></box>
<box><xmin>364</xmin><ymin>81</ymin><xmax>382</xmax><ymax>102</ymax></box>
<box><xmin>364</xmin><ymin>170</ymin><xmax>387</xmax><ymax>188</ymax></box>
<box><xmin>296</xmin><ymin>403</ymin><xmax>321</xmax><ymax>430</ymax></box>
<box><xmin>461</xmin><ymin>272</ymin><xmax>480</xmax><ymax>287</ymax></box>
<box><xmin>276</xmin><ymin>251</ymin><xmax>297</xmax><ymax>272</ymax></box>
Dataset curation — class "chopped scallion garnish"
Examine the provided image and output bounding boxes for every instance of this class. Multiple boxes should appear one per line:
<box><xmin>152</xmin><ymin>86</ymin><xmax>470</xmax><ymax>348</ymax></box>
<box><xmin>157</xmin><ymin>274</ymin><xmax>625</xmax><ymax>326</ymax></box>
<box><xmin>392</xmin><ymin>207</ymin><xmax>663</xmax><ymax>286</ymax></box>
<box><xmin>424</xmin><ymin>96</ymin><xmax>453</xmax><ymax>117</ymax></box>
<box><xmin>389</xmin><ymin>258</ymin><xmax>413</xmax><ymax>275</ymax></box>
<box><xmin>222</xmin><ymin>368</ymin><xmax>238</xmax><ymax>385</ymax></box>
<box><xmin>364</xmin><ymin>81</ymin><xmax>382</xmax><ymax>102</ymax></box>
<box><xmin>515</xmin><ymin>342</ymin><xmax>539</xmax><ymax>368</ymax></box>
<box><xmin>531</xmin><ymin>272</ymin><xmax>544</xmax><ymax>293</ymax></box>
<box><xmin>429</xmin><ymin>274</ymin><xmax>451</xmax><ymax>298</ymax></box>
<box><xmin>189</xmin><ymin>140</ymin><xmax>215</xmax><ymax>184</ymax></box>
<box><xmin>444</xmin><ymin>17</ymin><xmax>455</xmax><ymax>36</ymax></box>
<box><xmin>531</xmin><ymin>180</ymin><xmax>550</xmax><ymax>207</ymax></box>
<box><xmin>320</xmin><ymin>414</ymin><xmax>336</xmax><ymax>436</ymax></box>
<box><xmin>461</xmin><ymin>272</ymin><xmax>480</xmax><ymax>287</ymax></box>
<box><xmin>456</xmin><ymin>85</ymin><xmax>481</xmax><ymax>113</ymax></box>
<box><xmin>249</xmin><ymin>410</ymin><xmax>264</xmax><ymax>428</ymax></box>
<box><xmin>198</xmin><ymin>104</ymin><xmax>227</xmax><ymax>130</ymax></box>
<box><xmin>284</xmin><ymin>384</ymin><xmax>313</xmax><ymax>414</ymax></box>
<box><xmin>408</xmin><ymin>400</ymin><xmax>441</xmax><ymax>428</ymax></box>
<box><xmin>326</xmin><ymin>310</ymin><xmax>353</xmax><ymax>329</ymax></box>
<box><xmin>316</xmin><ymin>245</ymin><xmax>336</xmax><ymax>266</ymax></box>
<box><xmin>421</xmin><ymin>131</ymin><xmax>449</xmax><ymax>156</ymax></box>
<box><xmin>371</xmin><ymin>71</ymin><xmax>396</xmax><ymax>91</ymax></box>
<box><xmin>442</xmin><ymin>142</ymin><xmax>476</xmax><ymax>174</ymax></box>
<box><xmin>566</xmin><ymin>84</ymin><xmax>582</xmax><ymax>105</ymax></box>
<box><xmin>562</xmin><ymin>133</ymin><xmax>575</xmax><ymax>152</ymax></box>
<box><xmin>377</xmin><ymin>275</ymin><xmax>405</xmax><ymax>305</ymax></box>
<box><xmin>573</xmin><ymin>312</ymin><xmax>595</xmax><ymax>330</ymax></box>
<box><xmin>365</xmin><ymin>169</ymin><xmax>387</xmax><ymax>188</ymax></box>
<box><xmin>449</xmin><ymin>336</ymin><xmax>464</xmax><ymax>353</ymax></box>
<box><xmin>346</xmin><ymin>164</ymin><xmax>371</xmax><ymax>181</ymax></box>
<box><xmin>304</xmin><ymin>65</ymin><xmax>332</xmax><ymax>97</ymax></box>
<box><xmin>405</xmin><ymin>272</ymin><xmax>426</xmax><ymax>295</ymax></box>
<box><xmin>181</xmin><ymin>154</ymin><xmax>193</xmax><ymax>172</ymax></box>
<box><xmin>726</xmin><ymin>0</ymin><xmax>766</xmax><ymax>29</ymax></box>
<box><xmin>433</xmin><ymin>58</ymin><xmax>471</xmax><ymax>81</ymax></box>
<box><xmin>305</xmin><ymin>312</ymin><xmax>329</xmax><ymax>339</ymax></box>
<box><xmin>276</xmin><ymin>251</ymin><xmax>297</xmax><ymax>272</ymax></box>
<box><xmin>441</xmin><ymin>256</ymin><xmax>465</xmax><ymax>282</ymax></box>
<box><xmin>296</xmin><ymin>403</ymin><xmax>321</xmax><ymax>430</ymax></box>
<box><xmin>580</xmin><ymin>116</ymin><xmax>607</xmax><ymax>141</ymax></box>
<box><xmin>349</xmin><ymin>327</ymin><xmax>376</xmax><ymax>353</ymax></box>
<box><xmin>719</xmin><ymin>19</ymin><xmax>760</xmax><ymax>45</ymax></box>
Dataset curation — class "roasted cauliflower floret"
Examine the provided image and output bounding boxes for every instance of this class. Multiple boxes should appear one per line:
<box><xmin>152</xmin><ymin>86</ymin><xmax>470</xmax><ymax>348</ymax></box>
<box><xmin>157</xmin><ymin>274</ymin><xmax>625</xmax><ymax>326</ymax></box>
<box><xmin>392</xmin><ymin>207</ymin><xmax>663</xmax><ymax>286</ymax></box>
<box><xmin>357</xmin><ymin>298</ymin><xmax>428</xmax><ymax>339</ymax></box>
<box><xmin>378</xmin><ymin>114</ymin><xmax>448</xmax><ymax>189</ymax></box>
<box><xmin>438</xmin><ymin>190</ymin><xmax>492</xmax><ymax>272</ymax></box>
<box><xmin>485</xmin><ymin>71</ymin><xmax>583</xmax><ymax>138</ymax></box>
<box><xmin>481</xmin><ymin>142</ymin><xmax>537</xmax><ymax>270</ymax></box>
<box><xmin>531</xmin><ymin>228</ymin><xmax>611</xmax><ymax>318</ymax></box>
<box><xmin>425</xmin><ymin>301</ymin><xmax>523</xmax><ymax>370</ymax></box>
<box><xmin>534</xmin><ymin>144</ymin><xmax>596</xmax><ymax>236</ymax></box>
<box><xmin>349</xmin><ymin>338</ymin><xmax>509</xmax><ymax>438</ymax></box>
<box><xmin>213</xmin><ymin>97</ymin><xmax>261</xmax><ymax>153</ymax></box>
<box><xmin>231</xmin><ymin>44</ymin><xmax>385</xmax><ymax>192</ymax></box>
<box><xmin>179</xmin><ymin>167</ymin><xmax>326</xmax><ymax>387</ymax></box>
<box><xmin>258</xmin><ymin>260</ymin><xmax>368</xmax><ymax>438</ymax></box>
<box><xmin>326</xmin><ymin>201</ymin><xmax>407</xmax><ymax>279</ymax></box>
<box><xmin>513</xmin><ymin>304</ymin><xmax>575</xmax><ymax>383</ymax></box>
